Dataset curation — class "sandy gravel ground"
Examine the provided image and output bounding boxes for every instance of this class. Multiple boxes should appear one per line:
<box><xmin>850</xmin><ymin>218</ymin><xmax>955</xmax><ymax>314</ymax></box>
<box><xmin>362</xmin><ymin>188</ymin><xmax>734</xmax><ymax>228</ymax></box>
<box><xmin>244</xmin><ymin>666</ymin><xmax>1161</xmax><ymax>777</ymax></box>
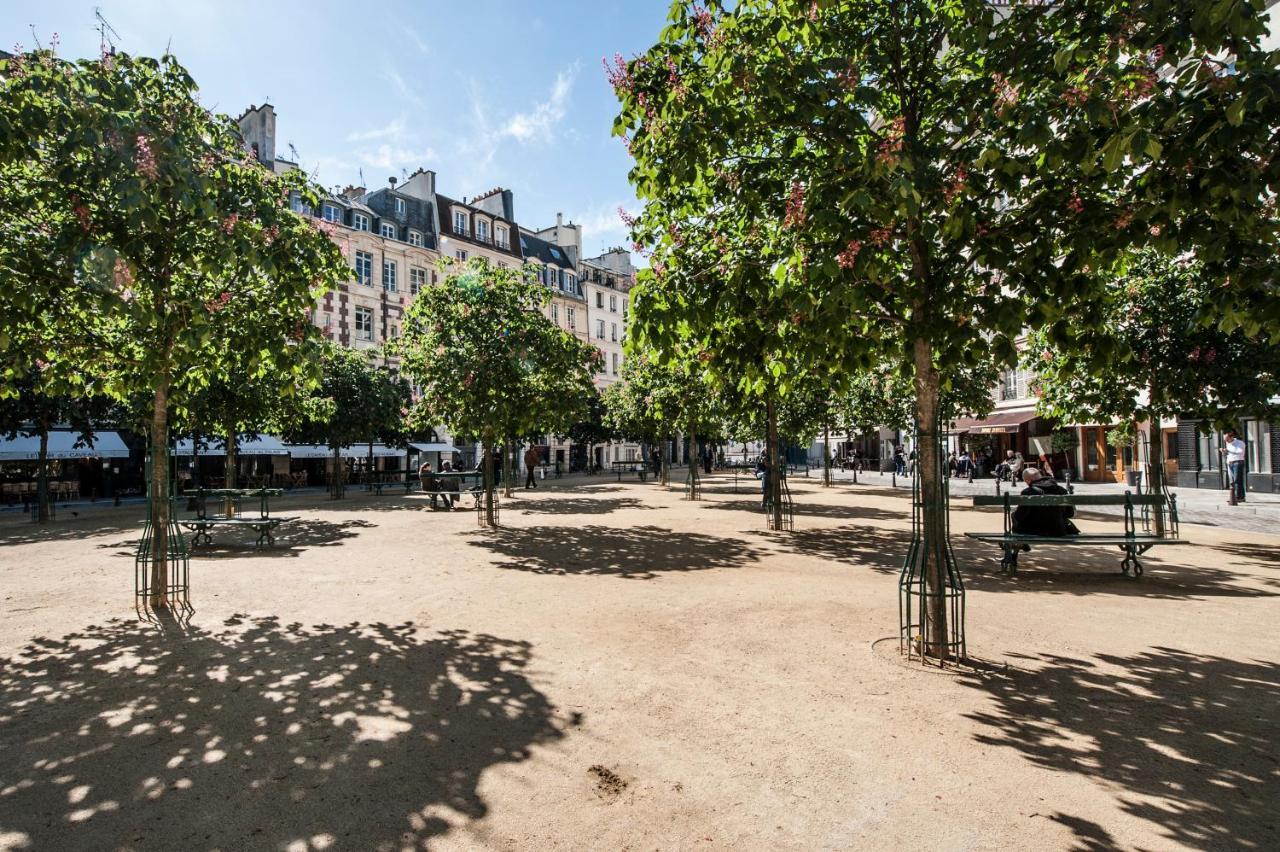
<box><xmin>0</xmin><ymin>472</ymin><xmax>1276</xmax><ymax>851</ymax></box>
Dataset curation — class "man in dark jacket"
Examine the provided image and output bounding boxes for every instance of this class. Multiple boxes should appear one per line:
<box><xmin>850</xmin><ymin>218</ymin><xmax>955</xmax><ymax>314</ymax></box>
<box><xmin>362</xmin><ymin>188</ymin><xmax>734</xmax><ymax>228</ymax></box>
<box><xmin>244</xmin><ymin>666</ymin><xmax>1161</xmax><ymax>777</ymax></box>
<box><xmin>1012</xmin><ymin>468</ymin><xmax>1079</xmax><ymax>536</ymax></box>
<box><xmin>523</xmin><ymin>446</ymin><xmax>540</xmax><ymax>489</ymax></box>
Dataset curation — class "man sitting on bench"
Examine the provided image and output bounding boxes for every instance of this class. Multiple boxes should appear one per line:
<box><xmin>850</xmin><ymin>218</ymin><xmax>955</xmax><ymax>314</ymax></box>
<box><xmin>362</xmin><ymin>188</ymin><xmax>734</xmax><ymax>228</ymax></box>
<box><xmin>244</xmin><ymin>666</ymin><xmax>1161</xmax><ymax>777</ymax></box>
<box><xmin>438</xmin><ymin>460</ymin><xmax>460</xmax><ymax>509</ymax></box>
<box><xmin>1012</xmin><ymin>468</ymin><xmax>1079</xmax><ymax>537</ymax></box>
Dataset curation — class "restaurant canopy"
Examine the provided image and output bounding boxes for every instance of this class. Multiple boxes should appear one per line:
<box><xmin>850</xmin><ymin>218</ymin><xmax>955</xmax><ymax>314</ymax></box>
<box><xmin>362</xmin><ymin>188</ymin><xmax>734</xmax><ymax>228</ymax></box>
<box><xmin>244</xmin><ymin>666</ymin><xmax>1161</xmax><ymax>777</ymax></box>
<box><xmin>285</xmin><ymin>444</ymin><xmax>405</xmax><ymax>459</ymax></box>
<box><xmin>0</xmin><ymin>431</ymin><xmax>131</xmax><ymax>461</ymax></box>
<box><xmin>948</xmin><ymin>408</ymin><xmax>1040</xmax><ymax>435</ymax></box>
<box><xmin>408</xmin><ymin>442</ymin><xmax>457</xmax><ymax>454</ymax></box>
<box><xmin>172</xmin><ymin>436</ymin><xmax>289</xmax><ymax>456</ymax></box>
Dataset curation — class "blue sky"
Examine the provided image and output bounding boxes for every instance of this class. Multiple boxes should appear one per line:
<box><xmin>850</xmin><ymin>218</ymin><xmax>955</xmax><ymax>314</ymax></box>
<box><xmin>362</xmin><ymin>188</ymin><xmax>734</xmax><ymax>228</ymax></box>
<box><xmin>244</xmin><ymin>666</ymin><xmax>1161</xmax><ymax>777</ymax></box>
<box><xmin>6</xmin><ymin>0</ymin><xmax>671</xmax><ymax>257</ymax></box>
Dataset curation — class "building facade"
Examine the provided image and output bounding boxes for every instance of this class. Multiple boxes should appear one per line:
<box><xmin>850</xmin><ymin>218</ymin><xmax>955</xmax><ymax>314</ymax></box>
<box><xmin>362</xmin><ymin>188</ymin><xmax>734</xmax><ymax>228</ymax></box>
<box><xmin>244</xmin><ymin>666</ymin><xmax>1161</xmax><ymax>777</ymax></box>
<box><xmin>581</xmin><ymin>248</ymin><xmax>640</xmax><ymax>468</ymax></box>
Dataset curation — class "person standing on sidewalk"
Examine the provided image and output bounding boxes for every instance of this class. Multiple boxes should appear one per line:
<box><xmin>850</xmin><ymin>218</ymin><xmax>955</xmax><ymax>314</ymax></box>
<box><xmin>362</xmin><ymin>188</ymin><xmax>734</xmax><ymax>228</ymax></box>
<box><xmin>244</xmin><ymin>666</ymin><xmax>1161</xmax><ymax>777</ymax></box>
<box><xmin>523</xmin><ymin>446</ymin><xmax>540</xmax><ymax>489</ymax></box>
<box><xmin>1221</xmin><ymin>429</ymin><xmax>1247</xmax><ymax>504</ymax></box>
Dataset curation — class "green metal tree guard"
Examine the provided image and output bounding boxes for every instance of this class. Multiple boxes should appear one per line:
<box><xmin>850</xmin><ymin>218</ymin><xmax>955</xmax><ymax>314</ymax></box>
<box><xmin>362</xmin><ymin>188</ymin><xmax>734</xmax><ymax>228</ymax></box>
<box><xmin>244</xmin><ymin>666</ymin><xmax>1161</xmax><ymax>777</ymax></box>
<box><xmin>134</xmin><ymin>451</ymin><xmax>190</xmax><ymax>610</ymax></box>
<box><xmin>898</xmin><ymin>415</ymin><xmax>965</xmax><ymax>663</ymax></box>
<box><xmin>766</xmin><ymin>460</ymin><xmax>794</xmax><ymax>532</ymax></box>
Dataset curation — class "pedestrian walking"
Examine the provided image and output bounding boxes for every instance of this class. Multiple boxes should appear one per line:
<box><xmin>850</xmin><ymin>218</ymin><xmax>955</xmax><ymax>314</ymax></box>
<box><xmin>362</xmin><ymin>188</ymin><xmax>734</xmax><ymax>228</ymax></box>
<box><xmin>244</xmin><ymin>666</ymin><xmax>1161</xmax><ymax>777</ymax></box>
<box><xmin>523</xmin><ymin>446</ymin><xmax>540</xmax><ymax>489</ymax></box>
<box><xmin>893</xmin><ymin>445</ymin><xmax>906</xmax><ymax>476</ymax></box>
<box><xmin>1221</xmin><ymin>429</ymin><xmax>1247</xmax><ymax>504</ymax></box>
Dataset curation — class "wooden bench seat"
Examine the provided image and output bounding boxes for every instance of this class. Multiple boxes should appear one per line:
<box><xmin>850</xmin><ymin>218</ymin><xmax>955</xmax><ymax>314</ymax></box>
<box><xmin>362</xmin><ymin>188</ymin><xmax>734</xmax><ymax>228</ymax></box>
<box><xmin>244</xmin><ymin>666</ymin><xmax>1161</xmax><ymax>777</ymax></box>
<box><xmin>181</xmin><ymin>515</ymin><xmax>297</xmax><ymax>548</ymax></box>
<box><xmin>965</xmin><ymin>492</ymin><xmax>1184</xmax><ymax>577</ymax></box>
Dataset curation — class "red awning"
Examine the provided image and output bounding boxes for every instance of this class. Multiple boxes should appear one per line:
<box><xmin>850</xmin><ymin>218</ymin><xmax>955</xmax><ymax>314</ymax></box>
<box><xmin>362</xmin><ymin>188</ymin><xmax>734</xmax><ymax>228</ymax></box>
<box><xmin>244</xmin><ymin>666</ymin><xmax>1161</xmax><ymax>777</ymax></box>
<box><xmin>948</xmin><ymin>408</ymin><xmax>1039</xmax><ymax>434</ymax></box>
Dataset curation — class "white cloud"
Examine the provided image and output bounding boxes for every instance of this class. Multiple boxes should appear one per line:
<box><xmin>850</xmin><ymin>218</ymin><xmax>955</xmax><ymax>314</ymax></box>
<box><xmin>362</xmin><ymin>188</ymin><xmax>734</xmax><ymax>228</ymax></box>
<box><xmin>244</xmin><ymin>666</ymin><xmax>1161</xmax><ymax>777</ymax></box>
<box><xmin>501</xmin><ymin>66</ymin><xmax>578</xmax><ymax>144</ymax></box>
<box><xmin>576</xmin><ymin>202</ymin><xmax>641</xmax><ymax>252</ymax></box>
<box><xmin>358</xmin><ymin>144</ymin><xmax>437</xmax><ymax>173</ymax></box>
<box><xmin>382</xmin><ymin>69</ymin><xmax>424</xmax><ymax>108</ymax></box>
<box><xmin>347</xmin><ymin>117</ymin><xmax>406</xmax><ymax>142</ymax></box>
<box><xmin>404</xmin><ymin>26</ymin><xmax>430</xmax><ymax>56</ymax></box>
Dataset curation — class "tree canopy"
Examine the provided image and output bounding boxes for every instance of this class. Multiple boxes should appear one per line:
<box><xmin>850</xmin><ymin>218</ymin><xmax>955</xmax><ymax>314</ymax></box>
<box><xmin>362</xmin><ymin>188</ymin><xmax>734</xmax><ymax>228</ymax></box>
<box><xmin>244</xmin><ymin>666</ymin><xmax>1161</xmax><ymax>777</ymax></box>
<box><xmin>396</xmin><ymin>259</ymin><xmax>600</xmax><ymax>522</ymax></box>
<box><xmin>612</xmin><ymin>0</ymin><xmax>1280</xmax><ymax>658</ymax></box>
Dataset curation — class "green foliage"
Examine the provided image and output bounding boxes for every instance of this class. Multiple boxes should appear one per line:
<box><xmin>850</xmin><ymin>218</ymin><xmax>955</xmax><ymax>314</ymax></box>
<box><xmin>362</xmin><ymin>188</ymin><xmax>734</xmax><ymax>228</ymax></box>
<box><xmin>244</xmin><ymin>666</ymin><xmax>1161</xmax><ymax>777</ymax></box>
<box><xmin>1050</xmin><ymin>429</ymin><xmax>1081</xmax><ymax>454</ymax></box>
<box><xmin>0</xmin><ymin>49</ymin><xmax>347</xmax><ymax>406</ymax></box>
<box><xmin>395</xmin><ymin>259</ymin><xmax>600</xmax><ymax>446</ymax></box>
<box><xmin>286</xmin><ymin>344</ymin><xmax>409</xmax><ymax>451</ymax></box>
<box><xmin>1030</xmin><ymin>250</ymin><xmax>1280</xmax><ymax>430</ymax></box>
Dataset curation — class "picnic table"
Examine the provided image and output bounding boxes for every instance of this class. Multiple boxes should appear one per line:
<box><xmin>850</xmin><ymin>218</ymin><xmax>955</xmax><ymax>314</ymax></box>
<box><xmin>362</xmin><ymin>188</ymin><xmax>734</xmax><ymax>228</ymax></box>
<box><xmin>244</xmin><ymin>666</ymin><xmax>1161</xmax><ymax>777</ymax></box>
<box><xmin>181</xmin><ymin>488</ymin><xmax>295</xmax><ymax>548</ymax></box>
<box><xmin>966</xmin><ymin>491</ymin><xmax>1185</xmax><ymax>576</ymax></box>
<box><xmin>611</xmin><ymin>460</ymin><xmax>648</xmax><ymax>482</ymax></box>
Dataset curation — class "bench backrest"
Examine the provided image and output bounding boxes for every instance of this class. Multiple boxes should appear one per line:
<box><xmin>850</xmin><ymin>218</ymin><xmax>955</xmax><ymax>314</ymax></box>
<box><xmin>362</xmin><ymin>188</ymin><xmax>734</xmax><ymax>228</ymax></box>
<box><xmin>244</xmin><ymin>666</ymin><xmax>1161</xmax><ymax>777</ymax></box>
<box><xmin>973</xmin><ymin>493</ymin><xmax>1168</xmax><ymax>508</ymax></box>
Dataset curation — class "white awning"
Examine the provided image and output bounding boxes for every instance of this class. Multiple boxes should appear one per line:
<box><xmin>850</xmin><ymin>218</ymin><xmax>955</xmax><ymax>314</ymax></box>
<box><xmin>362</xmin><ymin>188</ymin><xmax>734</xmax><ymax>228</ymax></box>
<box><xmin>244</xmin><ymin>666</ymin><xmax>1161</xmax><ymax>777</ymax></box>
<box><xmin>284</xmin><ymin>443</ymin><xmax>405</xmax><ymax>459</ymax></box>
<box><xmin>172</xmin><ymin>435</ymin><xmax>290</xmax><ymax>456</ymax></box>
<box><xmin>409</xmin><ymin>442</ymin><xmax>457</xmax><ymax>453</ymax></box>
<box><xmin>0</xmin><ymin>430</ymin><xmax>131</xmax><ymax>461</ymax></box>
<box><xmin>284</xmin><ymin>444</ymin><xmax>333</xmax><ymax>459</ymax></box>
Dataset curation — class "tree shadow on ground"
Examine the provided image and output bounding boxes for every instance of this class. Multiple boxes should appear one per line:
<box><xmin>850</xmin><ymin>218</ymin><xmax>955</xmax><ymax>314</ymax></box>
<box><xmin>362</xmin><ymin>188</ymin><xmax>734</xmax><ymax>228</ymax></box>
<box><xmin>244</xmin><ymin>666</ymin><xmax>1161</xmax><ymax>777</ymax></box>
<box><xmin>783</xmin><ymin>524</ymin><xmax>907</xmax><ymax>573</ymax></box>
<box><xmin>952</xmin><ymin>539</ymin><xmax>1277</xmax><ymax>598</ymax></box>
<box><xmin>0</xmin><ymin>615</ymin><xmax>564</xmax><ymax>851</ymax></box>
<box><xmin>963</xmin><ymin>647</ymin><xmax>1280</xmax><ymax>850</ymax></box>
<box><xmin>93</xmin><ymin>519</ymin><xmax>378</xmax><ymax>559</ymax></box>
<box><xmin>1213</xmin><ymin>541</ymin><xmax>1280</xmax><ymax>565</ymax></box>
<box><xmin>707</xmin><ymin>499</ymin><xmax>905</xmax><ymax>523</ymax></box>
<box><xmin>778</xmin><ymin>525</ymin><xmax>1271</xmax><ymax>598</ymax></box>
<box><xmin>467</xmin><ymin>525</ymin><xmax>763</xmax><ymax>579</ymax></box>
<box><xmin>0</xmin><ymin>513</ymin><xmax>145</xmax><ymax>547</ymax></box>
<box><xmin>515</xmin><ymin>497</ymin><xmax>657</xmax><ymax>516</ymax></box>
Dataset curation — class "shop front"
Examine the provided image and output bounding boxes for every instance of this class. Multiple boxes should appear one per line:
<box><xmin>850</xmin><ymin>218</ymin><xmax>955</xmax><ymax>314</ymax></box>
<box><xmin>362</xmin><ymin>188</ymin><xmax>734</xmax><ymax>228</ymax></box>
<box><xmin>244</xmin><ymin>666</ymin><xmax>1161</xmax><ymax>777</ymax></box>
<box><xmin>0</xmin><ymin>430</ymin><xmax>135</xmax><ymax>504</ymax></box>
<box><xmin>948</xmin><ymin>407</ymin><xmax>1042</xmax><ymax>474</ymax></box>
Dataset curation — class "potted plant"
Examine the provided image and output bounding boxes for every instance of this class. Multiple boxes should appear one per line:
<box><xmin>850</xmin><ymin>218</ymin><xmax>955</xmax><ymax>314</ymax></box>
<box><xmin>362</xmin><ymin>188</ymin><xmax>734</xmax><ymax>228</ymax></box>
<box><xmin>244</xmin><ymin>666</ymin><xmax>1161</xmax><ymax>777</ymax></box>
<box><xmin>1050</xmin><ymin>429</ymin><xmax>1080</xmax><ymax>481</ymax></box>
<box><xmin>1106</xmin><ymin>423</ymin><xmax>1141</xmax><ymax>488</ymax></box>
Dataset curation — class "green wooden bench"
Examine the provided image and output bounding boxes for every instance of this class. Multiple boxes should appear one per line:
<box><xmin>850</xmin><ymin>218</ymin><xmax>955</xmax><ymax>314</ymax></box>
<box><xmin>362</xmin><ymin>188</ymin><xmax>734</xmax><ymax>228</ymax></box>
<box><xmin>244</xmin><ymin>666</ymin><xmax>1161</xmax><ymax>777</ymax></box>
<box><xmin>611</xmin><ymin>460</ymin><xmax>648</xmax><ymax>482</ymax></box>
<box><xmin>966</xmin><ymin>492</ymin><xmax>1186</xmax><ymax>577</ymax></box>
<box><xmin>181</xmin><ymin>488</ymin><xmax>296</xmax><ymax>548</ymax></box>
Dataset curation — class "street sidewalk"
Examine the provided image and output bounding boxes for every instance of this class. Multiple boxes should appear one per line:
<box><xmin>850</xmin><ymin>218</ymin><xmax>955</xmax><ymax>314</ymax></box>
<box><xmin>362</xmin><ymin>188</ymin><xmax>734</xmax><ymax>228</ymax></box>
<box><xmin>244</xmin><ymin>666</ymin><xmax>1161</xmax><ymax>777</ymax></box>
<box><xmin>814</xmin><ymin>466</ymin><xmax>1280</xmax><ymax>535</ymax></box>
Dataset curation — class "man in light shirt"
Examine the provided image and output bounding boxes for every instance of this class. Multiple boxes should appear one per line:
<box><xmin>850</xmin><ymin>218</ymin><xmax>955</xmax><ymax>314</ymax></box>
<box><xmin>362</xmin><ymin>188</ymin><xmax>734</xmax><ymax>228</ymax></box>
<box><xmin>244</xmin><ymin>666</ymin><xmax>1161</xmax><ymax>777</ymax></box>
<box><xmin>1221</xmin><ymin>429</ymin><xmax>1247</xmax><ymax>505</ymax></box>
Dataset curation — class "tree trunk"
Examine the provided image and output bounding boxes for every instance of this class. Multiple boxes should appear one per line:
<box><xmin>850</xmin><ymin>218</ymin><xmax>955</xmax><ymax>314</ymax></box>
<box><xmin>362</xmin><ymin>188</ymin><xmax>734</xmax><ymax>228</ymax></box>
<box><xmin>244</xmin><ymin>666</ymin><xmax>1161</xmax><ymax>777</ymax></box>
<box><xmin>503</xmin><ymin>438</ymin><xmax>514</xmax><ymax>498</ymax></box>
<box><xmin>823</xmin><ymin>421</ymin><xmax>832</xmax><ymax>488</ymax></box>
<box><xmin>482</xmin><ymin>437</ymin><xmax>497</xmax><ymax>526</ymax></box>
<box><xmin>36</xmin><ymin>421</ymin><xmax>51</xmax><ymax>523</ymax></box>
<box><xmin>687</xmin><ymin>421</ymin><xmax>700</xmax><ymax>500</ymax></box>
<box><xmin>766</xmin><ymin>399</ymin><xmax>783</xmax><ymax>530</ymax></box>
<box><xmin>149</xmin><ymin>380</ymin><xmax>171</xmax><ymax>609</ymax></box>
<box><xmin>225</xmin><ymin>419</ymin><xmax>239</xmax><ymax>491</ymax></box>
<box><xmin>1147</xmin><ymin>417</ymin><xmax>1166</xmax><ymax>536</ymax></box>
<box><xmin>332</xmin><ymin>444</ymin><xmax>344</xmax><ymax>499</ymax></box>
<box><xmin>192</xmin><ymin>432</ymin><xmax>201</xmax><ymax>490</ymax></box>
<box><xmin>912</xmin><ymin>337</ymin><xmax>949</xmax><ymax>661</ymax></box>
<box><xmin>367</xmin><ymin>442</ymin><xmax>374</xmax><ymax>492</ymax></box>
<box><xmin>660</xmin><ymin>438</ymin><xmax>670</xmax><ymax>486</ymax></box>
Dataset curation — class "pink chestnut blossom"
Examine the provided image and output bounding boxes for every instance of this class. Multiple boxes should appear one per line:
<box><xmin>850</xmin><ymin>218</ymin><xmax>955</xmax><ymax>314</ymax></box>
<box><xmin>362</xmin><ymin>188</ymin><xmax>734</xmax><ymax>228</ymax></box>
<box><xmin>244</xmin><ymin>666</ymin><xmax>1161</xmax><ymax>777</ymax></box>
<box><xmin>836</xmin><ymin>239</ymin><xmax>862</xmax><ymax>268</ymax></box>
<box><xmin>134</xmin><ymin>135</ymin><xmax>159</xmax><ymax>180</ymax></box>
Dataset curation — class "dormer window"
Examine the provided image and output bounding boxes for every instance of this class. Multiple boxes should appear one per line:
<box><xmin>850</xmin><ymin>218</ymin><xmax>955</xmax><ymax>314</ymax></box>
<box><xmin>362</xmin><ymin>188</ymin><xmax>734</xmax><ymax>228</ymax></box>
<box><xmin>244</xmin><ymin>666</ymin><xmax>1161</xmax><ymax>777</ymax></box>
<box><xmin>395</xmin><ymin>197</ymin><xmax>406</xmax><ymax>217</ymax></box>
<box><xmin>322</xmin><ymin>204</ymin><xmax>343</xmax><ymax>224</ymax></box>
<box><xmin>454</xmin><ymin>210</ymin><xmax>468</xmax><ymax>235</ymax></box>
<box><xmin>353</xmin><ymin>213</ymin><xmax>370</xmax><ymax>232</ymax></box>
<box><xmin>496</xmin><ymin>225</ymin><xmax>509</xmax><ymax>249</ymax></box>
<box><xmin>380</xmin><ymin>222</ymin><xmax>396</xmax><ymax>240</ymax></box>
<box><xmin>476</xmin><ymin>219</ymin><xmax>490</xmax><ymax>243</ymax></box>
<box><xmin>408</xmin><ymin>230</ymin><xmax>424</xmax><ymax>247</ymax></box>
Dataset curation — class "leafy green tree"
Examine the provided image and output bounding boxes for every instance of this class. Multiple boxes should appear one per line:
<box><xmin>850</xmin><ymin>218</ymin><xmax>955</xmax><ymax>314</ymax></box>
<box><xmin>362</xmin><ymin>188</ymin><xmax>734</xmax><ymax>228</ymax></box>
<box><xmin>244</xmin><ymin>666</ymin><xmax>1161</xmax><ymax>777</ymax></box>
<box><xmin>285</xmin><ymin>344</ymin><xmax>406</xmax><ymax>499</ymax></box>
<box><xmin>396</xmin><ymin>259</ymin><xmax>599</xmax><ymax>524</ymax></box>
<box><xmin>0</xmin><ymin>368</ymin><xmax>122</xmax><ymax>522</ymax></box>
<box><xmin>1</xmin><ymin>49</ymin><xmax>348</xmax><ymax>606</ymax></box>
<box><xmin>613</xmin><ymin>0</ymin><xmax>1280</xmax><ymax>657</ymax></box>
<box><xmin>566</xmin><ymin>388</ymin><xmax>616</xmax><ymax>474</ymax></box>
<box><xmin>1031</xmin><ymin>250</ymin><xmax>1280</xmax><ymax>529</ymax></box>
